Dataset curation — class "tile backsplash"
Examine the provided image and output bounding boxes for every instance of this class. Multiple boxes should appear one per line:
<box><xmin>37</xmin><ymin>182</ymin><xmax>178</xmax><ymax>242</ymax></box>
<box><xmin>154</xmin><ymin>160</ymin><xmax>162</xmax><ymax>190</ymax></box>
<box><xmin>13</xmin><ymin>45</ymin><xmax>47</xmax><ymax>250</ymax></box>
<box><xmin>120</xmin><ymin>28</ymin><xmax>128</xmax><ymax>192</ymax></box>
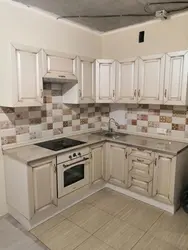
<box><xmin>109</xmin><ymin>104</ymin><xmax>188</xmax><ymax>139</ymax></box>
<box><xmin>0</xmin><ymin>83</ymin><xmax>104</xmax><ymax>146</ymax></box>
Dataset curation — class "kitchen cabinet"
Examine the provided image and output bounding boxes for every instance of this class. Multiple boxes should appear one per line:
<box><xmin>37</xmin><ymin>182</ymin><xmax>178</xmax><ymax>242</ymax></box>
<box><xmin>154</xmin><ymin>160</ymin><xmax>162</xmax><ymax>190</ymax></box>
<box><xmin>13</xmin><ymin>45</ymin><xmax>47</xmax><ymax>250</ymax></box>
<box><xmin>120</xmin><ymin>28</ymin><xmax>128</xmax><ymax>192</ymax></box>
<box><xmin>96</xmin><ymin>59</ymin><xmax>116</xmax><ymax>103</ymax></box>
<box><xmin>106</xmin><ymin>143</ymin><xmax>128</xmax><ymax>187</ymax></box>
<box><xmin>153</xmin><ymin>154</ymin><xmax>176</xmax><ymax>204</ymax></box>
<box><xmin>164</xmin><ymin>50</ymin><xmax>188</xmax><ymax>105</ymax></box>
<box><xmin>63</xmin><ymin>56</ymin><xmax>95</xmax><ymax>104</ymax></box>
<box><xmin>138</xmin><ymin>54</ymin><xmax>165</xmax><ymax>104</ymax></box>
<box><xmin>11</xmin><ymin>43</ymin><xmax>44</xmax><ymax>107</ymax></box>
<box><xmin>128</xmin><ymin>155</ymin><xmax>154</xmax><ymax>196</ymax></box>
<box><xmin>116</xmin><ymin>58</ymin><xmax>138</xmax><ymax>103</ymax></box>
<box><xmin>43</xmin><ymin>49</ymin><xmax>77</xmax><ymax>80</ymax></box>
<box><xmin>31</xmin><ymin>158</ymin><xmax>57</xmax><ymax>213</ymax></box>
<box><xmin>91</xmin><ymin>143</ymin><xmax>104</xmax><ymax>184</ymax></box>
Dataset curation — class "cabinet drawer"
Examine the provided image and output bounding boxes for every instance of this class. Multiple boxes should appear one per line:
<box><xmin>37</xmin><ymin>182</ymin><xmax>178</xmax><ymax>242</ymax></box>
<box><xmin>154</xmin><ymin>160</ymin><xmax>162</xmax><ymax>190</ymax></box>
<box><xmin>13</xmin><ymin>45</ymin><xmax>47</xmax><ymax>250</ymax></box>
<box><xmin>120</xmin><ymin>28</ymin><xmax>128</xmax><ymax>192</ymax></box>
<box><xmin>130</xmin><ymin>147</ymin><xmax>154</xmax><ymax>160</ymax></box>
<box><xmin>129</xmin><ymin>156</ymin><xmax>154</xmax><ymax>178</ymax></box>
<box><xmin>128</xmin><ymin>174</ymin><xmax>153</xmax><ymax>197</ymax></box>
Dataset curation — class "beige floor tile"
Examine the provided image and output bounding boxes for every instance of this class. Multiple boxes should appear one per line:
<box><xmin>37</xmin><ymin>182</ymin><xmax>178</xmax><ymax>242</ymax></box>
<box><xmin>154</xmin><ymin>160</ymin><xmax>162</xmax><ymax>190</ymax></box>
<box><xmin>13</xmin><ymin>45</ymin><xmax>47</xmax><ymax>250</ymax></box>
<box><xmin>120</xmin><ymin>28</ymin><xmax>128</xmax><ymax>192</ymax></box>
<box><xmin>93</xmin><ymin>191</ymin><xmax>132</xmax><ymax>216</ymax></box>
<box><xmin>75</xmin><ymin>236</ymin><xmax>115</xmax><ymax>250</ymax></box>
<box><xmin>31</xmin><ymin>213</ymin><xmax>65</xmax><ymax>237</ymax></box>
<box><xmin>149</xmin><ymin>209</ymin><xmax>188</xmax><ymax>250</ymax></box>
<box><xmin>132</xmin><ymin>233</ymin><xmax>180</xmax><ymax>250</ymax></box>
<box><xmin>38</xmin><ymin>219</ymin><xmax>90</xmax><ymax>250</ymax></box>
<box><xmin>61</xmin><ymin>201</ymin><xmax>87</xmax><ymax>218</ymax></box>
<box><xmin>116</xmin><ymin>199</ymin><xmax>163</xmax><ymax>231</ymax></box>
<box><xmin>84</xmin><ymin>188</ymin><xmax>114</xmax><ymax>205</ymax></box>
<box><xmin>94</xmin><ymin>218</ymin><xmax>144</xmax><ymax>250</ymax></box>
<box><xmin>69</xmin><ymin>204</ymin><xmax>113</xmax><ymax>234</ymax></box>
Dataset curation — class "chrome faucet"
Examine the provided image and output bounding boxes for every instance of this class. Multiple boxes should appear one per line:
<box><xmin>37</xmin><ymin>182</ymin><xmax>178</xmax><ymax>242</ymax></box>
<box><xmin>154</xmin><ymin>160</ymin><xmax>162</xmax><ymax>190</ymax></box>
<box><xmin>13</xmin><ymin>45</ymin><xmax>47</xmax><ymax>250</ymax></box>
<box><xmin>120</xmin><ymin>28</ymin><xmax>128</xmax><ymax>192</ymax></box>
<box><xmin>108</xmin><ymin>118</ymin><xmax>119</xmax><ymax>133</ymax></box>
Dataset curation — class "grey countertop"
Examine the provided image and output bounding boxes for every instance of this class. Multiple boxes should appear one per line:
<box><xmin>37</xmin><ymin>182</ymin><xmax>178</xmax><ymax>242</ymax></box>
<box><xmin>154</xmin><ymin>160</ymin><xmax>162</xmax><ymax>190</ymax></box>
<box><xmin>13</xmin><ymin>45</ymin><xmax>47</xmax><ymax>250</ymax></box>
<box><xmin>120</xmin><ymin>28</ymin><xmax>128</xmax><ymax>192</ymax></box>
<box><xmin>3</xmin><ymin>132</ymin><xmax>188</xmax><ymax>164</ymax></box>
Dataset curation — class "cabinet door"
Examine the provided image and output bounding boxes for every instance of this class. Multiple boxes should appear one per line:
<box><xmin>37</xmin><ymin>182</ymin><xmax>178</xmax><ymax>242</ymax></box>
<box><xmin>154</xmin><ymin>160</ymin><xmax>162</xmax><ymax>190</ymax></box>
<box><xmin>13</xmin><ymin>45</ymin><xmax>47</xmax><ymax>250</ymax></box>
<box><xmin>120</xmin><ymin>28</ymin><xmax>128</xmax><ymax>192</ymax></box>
<box><xmin>32</xmin><ymin>158</ymin><xmax>57</xmax><ymax>212</ymax></box>
<box><xmin>153</xmin><ymin>154</ymin><xmax>176</xmax><ymax>204</ymax></box>
<box><xmin>108</xmin><ymin>144</ymin><xmax>128</xmax><ymax>187</ymax></box>
<box><xmin>164</xmin><ymin>50</ymin><xmax>188</xmax><ymax>105</ymax></box>
<box><xmin>96</xmin><ymin>59</ymin><xmax>116</xmax><ymax>103</ymax></box>
<box><xmin>116</xmin><ymin>58</ymin><xmax>138</xmax><ymax>103</ymax></box>
<box><xmin>91</xmin><ymin>144</ymin><xmax>104</xmax><ymax>184</ymax></box>
<box><xmin>78</xmin><ymin>56</ymin><xmax>95</xmax><ymax>103</ymax></box>
<box><xmin>11</xmin><ymin>44</ymin><xmax>43</xmax><ymax>107</ymax></box>
<box><xmin>43</xmin><ymin>50</ymin><xmax>77</xmax><ymax>78</ymax></box>
<box><xmin>138</xmin><ymin>54</ymin><xmax>165</xmax><ymax>104</ymax></box>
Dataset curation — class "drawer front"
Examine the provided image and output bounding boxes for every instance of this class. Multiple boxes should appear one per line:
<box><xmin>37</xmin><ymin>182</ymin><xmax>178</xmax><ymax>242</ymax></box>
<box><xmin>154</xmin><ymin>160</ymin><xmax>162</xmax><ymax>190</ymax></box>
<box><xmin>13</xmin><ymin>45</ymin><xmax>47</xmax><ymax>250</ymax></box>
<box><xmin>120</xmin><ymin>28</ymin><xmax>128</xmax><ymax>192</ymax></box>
<box><xmin>128</xmin><ymin>173</ymin><xmax>153</xmax><ymax>196</ymax></box>
<box><xmin>130</xmin><ymin>147</ymin><xmax>154</xmax><ymax>160</ymax></box>
<box><xmin>129</xmin><ymin>156</ymin><xmax>154</xmax><ymax>178</ymax></box>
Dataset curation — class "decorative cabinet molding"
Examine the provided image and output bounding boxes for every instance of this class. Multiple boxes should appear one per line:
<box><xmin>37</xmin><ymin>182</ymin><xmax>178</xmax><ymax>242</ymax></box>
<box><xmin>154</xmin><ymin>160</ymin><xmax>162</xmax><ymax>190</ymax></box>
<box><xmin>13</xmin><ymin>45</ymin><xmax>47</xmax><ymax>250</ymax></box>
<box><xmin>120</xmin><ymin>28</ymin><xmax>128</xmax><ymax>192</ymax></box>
<box><xmin>138</xmin><ymin>54</ymin><xmax>165</xmax><ymax>104</ymax></box>
<box><xmin>11</xmin><ymin>43</ymin><xmax>44</xmax><ymax>107</ymax></box>
<box><xmin>116</xmin><ymin>58</ymin><xmax>138</xmax><ymax>103</ymax></box>
<box><xmin>95</xmin><ymin>59</ymin><xmax>116</xmax><ymax>103</ymax></box>
<box><xmin>164</xmin><ymin>50</ymin><xmax>188</xmax><ymax>105</ymax></box>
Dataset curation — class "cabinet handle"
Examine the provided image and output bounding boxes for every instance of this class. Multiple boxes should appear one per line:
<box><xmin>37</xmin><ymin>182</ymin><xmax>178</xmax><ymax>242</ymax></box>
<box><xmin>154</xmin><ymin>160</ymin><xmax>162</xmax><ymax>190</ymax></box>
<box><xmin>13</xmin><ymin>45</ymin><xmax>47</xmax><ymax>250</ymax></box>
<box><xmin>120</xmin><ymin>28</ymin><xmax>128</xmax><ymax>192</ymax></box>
<box><xmin>59</xmin><ymin>75</ymin><xmax>66</xmax><ymax>78</ymax></box>
<box><xmin>134</xmin><ymin>89</ymin><xmax>137</xmax><ymax>97</ymax></box>
<box><xmin>41</xmin><ymin>89</ymin><xmax>43</xmax><ymax>99</ymax></box>
<box><xmin>113</xmin><ymin>90</ymin><xmax>115</xmax><ymax>97</ymax></box>
<box><xmin>125</xmin><ymin>152</ymin><xmax>128</xmax><ymax>159</ymax></box>
<box><xmin>54</xmin><ymin>164</ymin><xmax>57</xmax><ymax>173</ymax></box>
<box><xmin>79</xmin><ymin>89</ymin><xmax>82</xmax><ymax>98</ymax></box>
<box><xmin>164</xmin><ymin>89</ymin><xmax>167</xmax><ymax>98</ymax></box>
<box><xmin>137</xmin><ymin>158</ymin><xmax>144</xmax><ymax>163</ymax></box>
<box><xmin>154</xmin><ymin>158</ymin><xmax>157</xmax><ymax>166</ymax></box>
<box><xmin>138</xmin><ymin>89</ymin><xmax>140</xmax><ymax>98</ymax></box>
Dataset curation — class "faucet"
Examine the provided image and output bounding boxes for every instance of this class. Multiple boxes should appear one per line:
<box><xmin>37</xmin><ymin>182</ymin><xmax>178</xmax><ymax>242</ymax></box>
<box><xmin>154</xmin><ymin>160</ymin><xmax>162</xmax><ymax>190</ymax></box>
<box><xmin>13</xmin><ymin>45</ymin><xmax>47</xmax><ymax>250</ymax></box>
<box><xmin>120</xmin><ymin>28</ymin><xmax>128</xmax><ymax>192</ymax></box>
<box><xmin>108</xmin><ymin>118</ymin><xmax>119</xmax><ymax>133</ymax></box>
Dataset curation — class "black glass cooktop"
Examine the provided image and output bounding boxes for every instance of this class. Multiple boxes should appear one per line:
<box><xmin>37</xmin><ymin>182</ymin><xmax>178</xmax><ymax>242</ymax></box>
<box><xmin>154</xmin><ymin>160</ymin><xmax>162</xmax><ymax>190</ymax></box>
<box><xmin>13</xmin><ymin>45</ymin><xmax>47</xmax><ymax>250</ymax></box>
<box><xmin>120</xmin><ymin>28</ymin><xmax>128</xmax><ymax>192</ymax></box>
<box><xmin>35</xmin><ymin>138</ymin><xmax>86</xmax><ymax>151</ymax></box>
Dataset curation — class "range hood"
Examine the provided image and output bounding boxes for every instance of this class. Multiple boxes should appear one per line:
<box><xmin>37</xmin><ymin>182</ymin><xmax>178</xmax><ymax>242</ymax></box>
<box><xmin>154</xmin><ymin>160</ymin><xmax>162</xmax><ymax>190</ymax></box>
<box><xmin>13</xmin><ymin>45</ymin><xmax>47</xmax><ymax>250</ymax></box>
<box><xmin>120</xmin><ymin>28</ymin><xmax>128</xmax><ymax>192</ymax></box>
<box><xmin>43</xmin><ymin>72</ymin><xmax>78</xmax><ymax>84</ymax></box>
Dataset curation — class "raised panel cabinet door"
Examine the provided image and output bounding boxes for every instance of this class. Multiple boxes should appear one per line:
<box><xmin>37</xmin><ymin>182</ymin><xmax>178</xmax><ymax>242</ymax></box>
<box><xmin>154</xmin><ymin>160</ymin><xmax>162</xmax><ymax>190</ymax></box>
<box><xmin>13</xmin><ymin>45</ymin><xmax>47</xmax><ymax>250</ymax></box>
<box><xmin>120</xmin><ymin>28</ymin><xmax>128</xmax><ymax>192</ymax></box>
<box><xmin>116</xmin><ymin>58</ymin><xmax>138</xmax><ymax>103</ymax></box>
<box><xmin>108</xmin><ymin>144</ymin><xmax>128</xmax><ymax>186</ymax></box>
<box><xmin>32</xmin><ymin>159</ymin><xmax>57</xmax><ymax>212</ymax></box>
<box><xmin>153</xmin><ymin>154</ymin><xmax>176</xmax><ymax>204</ymax></box>
<box><xmin>138</xmin><ymin>54</ymin><xmax>165</xmax><ymax>104</ymax></box>
<box><xmin>77</xmin><ymin>56</ymin><xmax>95</xmax><ymax>103</ymax></box>
<box><xmin>91</xmin><ymin>144</ymin><xmax>104</xmax><ymax>184</ymax></box>
<box><xmin>43</xmin><ymin>50</ymin><xmax>77</xmax><ymax>77</ymax></box>
<box><xmin>164</xmin><ymin>50</ymin><xmax>188</xmax><ymax>105</ymax></box>
<box><xmin>11</xmin><ymin>44</ymin><xmax>44</xmax><ymax>107</ymax></box>
<box><xmin>96</xmin><ymin>59</ymin><xmax>116</xmax><ymax>103</ymax></box>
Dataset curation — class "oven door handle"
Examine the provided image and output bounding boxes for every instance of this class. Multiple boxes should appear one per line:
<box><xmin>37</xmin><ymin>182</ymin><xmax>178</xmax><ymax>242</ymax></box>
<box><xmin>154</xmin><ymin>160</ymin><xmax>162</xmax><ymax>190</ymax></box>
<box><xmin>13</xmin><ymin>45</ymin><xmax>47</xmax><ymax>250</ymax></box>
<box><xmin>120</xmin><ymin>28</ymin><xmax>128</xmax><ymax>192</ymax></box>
<box><xmin>63</xmin><ymin>157</ymin><xmax>89</xmax><ymax>168</ymax></box>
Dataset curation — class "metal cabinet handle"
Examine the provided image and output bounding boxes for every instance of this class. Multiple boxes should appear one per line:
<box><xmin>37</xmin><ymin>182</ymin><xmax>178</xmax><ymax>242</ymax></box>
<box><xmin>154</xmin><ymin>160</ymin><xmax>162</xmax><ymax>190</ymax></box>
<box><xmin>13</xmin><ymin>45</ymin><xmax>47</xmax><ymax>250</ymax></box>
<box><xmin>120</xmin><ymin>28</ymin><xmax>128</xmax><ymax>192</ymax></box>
<box><xmin>164</xmin><ymin>89</ymin><xmax>167</xmax><ymax>98</ymax></box>
<box><xmin>137</xmin><ymin>158</ymin><xmax>144</xmax><ymax>163</ymax></box>
<box><xmin>59</xmin><ymin>75</ymin><xmax>66</xmax><ymax>78</ymax></box>
<box><xmin>134</xmin><ymin>89</ymin><xmax>137</xmax><ymax>97</ymax></box>
<box><xmin>79</xmin><ymin>89</ymin><xmax>82</xmax><ymax>98</ymax></box>
<box><xmin>138</xmin><ymin>89</ymin><xmax>141</xmax><ymax>98</ymax></box>
<box><xmin>41</xmin><ymin>89</ymin><xmax>43</xmax><ymax>99</ymax></box>
<box><xmin>113</xmin><ymin>90</ymin><xmax>115</xmax><ymax>97</ymax></box>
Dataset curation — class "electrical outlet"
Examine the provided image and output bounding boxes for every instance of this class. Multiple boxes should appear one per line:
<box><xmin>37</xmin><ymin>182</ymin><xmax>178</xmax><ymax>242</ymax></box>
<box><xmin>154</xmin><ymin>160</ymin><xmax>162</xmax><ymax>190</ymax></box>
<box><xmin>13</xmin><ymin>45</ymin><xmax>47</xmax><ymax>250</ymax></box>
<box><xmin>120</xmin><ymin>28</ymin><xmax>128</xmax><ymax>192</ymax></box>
<box><xmin>157</xmin><ymin>128</ymin><xmax>167</xmax><ymax>135</ymax></box>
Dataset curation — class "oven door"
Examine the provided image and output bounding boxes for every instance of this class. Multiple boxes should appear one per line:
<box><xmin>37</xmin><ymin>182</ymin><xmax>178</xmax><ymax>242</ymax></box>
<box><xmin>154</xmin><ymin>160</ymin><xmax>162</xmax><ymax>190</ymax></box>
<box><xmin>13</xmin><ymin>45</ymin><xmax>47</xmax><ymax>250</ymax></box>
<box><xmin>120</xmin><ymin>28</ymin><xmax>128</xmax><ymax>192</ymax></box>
<box><xmin>57</xmin><ymin>157</ymin><xmax>90</xmax><ymax>198</ymax></box>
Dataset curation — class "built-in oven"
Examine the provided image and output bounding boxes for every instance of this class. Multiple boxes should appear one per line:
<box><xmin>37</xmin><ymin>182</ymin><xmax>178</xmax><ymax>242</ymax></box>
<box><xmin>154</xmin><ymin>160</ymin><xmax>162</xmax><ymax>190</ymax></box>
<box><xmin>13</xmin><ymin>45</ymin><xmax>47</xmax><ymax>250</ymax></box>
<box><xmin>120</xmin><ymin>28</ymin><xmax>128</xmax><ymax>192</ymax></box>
<box><xmin>57</xmin><ymin>148</ymin><xmax>90</xmax><ymax>198</ymax></box>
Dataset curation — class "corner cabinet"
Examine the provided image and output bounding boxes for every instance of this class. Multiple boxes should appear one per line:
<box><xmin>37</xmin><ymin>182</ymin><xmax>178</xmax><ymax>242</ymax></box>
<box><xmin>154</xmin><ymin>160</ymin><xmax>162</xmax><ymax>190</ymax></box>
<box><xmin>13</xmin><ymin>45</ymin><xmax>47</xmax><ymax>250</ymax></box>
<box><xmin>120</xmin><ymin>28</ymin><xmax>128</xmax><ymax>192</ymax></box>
<box><xmin>11</xmin><ymin>44</ymin><xmax>44</xmax><ymax>107</ymax></box>
<box><xmin>95</xmin><ymin>59</ymin><xmax>116</xmax><ymax>103</ymax></box>
<box><xmin>116</xmin><ymin>58</ymin><xmax>138</xmax><ymax>103</ymax></box>
<box><xmin>106</xmin><ymin>143</ymin><xmax>128</xmax><ymax>187</ymax></box>
<box><xmin>91</xmin><ymin>143</ymin><xmax>105</xmax><ymax>184</ymax></box>
<box><xmin>164</xmin><ymin>50</ymin><xmax>188</xmax><ymax>105</ymax></box>
<box><xmin>153</xmin><ymin>154</ymin><xmax>176</xmax><ymax>204</ymax></box>
<box><xmin>138</xmin><ymin>54</ymin><xmax>165</xmax><ymax>104</ymax></box>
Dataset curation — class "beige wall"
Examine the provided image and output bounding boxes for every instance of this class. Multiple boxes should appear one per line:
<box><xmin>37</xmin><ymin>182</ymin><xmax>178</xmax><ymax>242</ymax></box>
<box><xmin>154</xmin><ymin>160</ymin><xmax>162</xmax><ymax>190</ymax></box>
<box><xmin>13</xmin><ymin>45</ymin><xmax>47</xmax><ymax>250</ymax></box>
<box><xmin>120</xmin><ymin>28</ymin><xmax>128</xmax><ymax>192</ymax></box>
<box><xmin>0</xmin><ymin>1</ymin><xmax>102</xmax><ymax>216</ymax></box>
<box><xmin>102</xmin><ymin>13</ymin><xmax>188</xmax><ymax>59</ymax></box>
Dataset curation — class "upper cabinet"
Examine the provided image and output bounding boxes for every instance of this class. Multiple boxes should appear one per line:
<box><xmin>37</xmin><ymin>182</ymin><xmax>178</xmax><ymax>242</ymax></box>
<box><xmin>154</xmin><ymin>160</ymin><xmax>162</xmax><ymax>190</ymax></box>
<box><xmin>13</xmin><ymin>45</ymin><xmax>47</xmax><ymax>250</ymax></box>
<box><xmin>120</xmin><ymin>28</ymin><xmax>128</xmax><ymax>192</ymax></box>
<box><xmin>95</xmin><ymin>59</ymin><xmax>116</xmax><ymax>103</ymax></box>
<box><xmin>116</xmin><ymin>58</ymin><xmax>138</xmax><ymax>103</ymax></box>
<box><xmin>11</xmin><ymin>44</ymin><xmax>44</xmax><ymax>107</ymax></box>
<box><xmin>43</xmin><ymin>50</ymin><xmax>77</xmax><ymax>80</ymax></box>
<box><xmin>164</xmin><ymin>50</ymin><xmax>188</xmax><ymax>105</ymax></box>
<box><xmin>63</xmin><ymin>56</ymin><xmax>95</xmax><ymax>104</ymax></box>
<box><xmin>138</xmin><ymin>54</ymin><xmax>165</xmax><ymax>104</ymax></box>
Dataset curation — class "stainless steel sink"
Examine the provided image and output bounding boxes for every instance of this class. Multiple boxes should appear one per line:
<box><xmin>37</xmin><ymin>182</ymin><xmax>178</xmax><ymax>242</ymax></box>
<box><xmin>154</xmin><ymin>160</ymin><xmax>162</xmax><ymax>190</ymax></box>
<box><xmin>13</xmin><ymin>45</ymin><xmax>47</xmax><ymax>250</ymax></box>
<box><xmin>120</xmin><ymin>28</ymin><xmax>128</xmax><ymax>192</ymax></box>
<box><xmin>92</xmin><ymin>131</ymin><xmax>126</xmax><ymax>139</ymax></box>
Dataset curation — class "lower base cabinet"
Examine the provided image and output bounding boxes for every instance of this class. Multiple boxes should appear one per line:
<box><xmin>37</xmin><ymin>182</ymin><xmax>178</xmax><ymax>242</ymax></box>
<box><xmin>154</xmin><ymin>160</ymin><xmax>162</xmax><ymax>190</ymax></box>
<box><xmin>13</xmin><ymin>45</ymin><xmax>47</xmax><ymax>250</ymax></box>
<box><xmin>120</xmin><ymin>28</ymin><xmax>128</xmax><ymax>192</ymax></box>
<box><xmin>30</xmin><ymin>158</ymin><xmax>57</xmax><ymax>216</ymax></box>
<box><xmin>91</xmin><ymin>143</ymin><xmax>105</xmax><ymax>184</ymax></box>
<box><xmin>153</xmin><ymin>154</ymin><xmax>176</xmax><ymax>204</ymax></box>
<box><xmin>106</xmin><ymin>143</ymin><xmax>128</xmax><ymax>187</ymax></box>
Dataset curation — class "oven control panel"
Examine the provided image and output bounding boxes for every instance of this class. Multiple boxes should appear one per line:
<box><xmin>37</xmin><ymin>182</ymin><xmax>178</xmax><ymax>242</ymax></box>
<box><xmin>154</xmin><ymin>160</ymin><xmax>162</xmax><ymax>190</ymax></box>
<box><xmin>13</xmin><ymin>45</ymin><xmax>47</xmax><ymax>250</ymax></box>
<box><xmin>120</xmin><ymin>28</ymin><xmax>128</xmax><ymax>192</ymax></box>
<box><xmin>57</xmin><ymin>147</ymin><xmax>90</xmax><ymax>164</ymax></box>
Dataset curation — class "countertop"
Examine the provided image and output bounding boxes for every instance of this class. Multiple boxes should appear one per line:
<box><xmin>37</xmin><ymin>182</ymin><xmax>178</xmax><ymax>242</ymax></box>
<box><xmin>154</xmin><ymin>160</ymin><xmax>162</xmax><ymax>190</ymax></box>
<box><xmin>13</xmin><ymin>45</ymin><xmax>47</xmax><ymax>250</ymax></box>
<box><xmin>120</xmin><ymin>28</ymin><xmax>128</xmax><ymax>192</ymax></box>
<box><xmin>3</xmin><ymin>132</ymin><xmax>188</xmax><ymax>164</ymax></box>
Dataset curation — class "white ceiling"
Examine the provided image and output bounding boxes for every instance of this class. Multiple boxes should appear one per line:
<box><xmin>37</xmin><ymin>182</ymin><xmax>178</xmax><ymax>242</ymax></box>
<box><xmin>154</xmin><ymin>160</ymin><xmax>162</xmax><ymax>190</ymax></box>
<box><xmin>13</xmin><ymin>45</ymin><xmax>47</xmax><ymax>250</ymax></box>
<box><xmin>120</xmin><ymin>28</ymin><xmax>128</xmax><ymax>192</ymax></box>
<box><xmin>13</xmin><ymin>0</ymin><xmax>188</xmax><ymax>32</ymax></box>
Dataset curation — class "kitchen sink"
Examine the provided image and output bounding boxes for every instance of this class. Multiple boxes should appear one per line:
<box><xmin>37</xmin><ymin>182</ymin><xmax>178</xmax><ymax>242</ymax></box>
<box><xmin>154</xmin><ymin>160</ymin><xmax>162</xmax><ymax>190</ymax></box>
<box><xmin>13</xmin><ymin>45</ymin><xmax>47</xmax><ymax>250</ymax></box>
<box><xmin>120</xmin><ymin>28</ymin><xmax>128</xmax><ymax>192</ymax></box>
<box><xmin>92</xmin><ymin>131</ymin><xmax>126</xmax><ymax>139</ymax></box>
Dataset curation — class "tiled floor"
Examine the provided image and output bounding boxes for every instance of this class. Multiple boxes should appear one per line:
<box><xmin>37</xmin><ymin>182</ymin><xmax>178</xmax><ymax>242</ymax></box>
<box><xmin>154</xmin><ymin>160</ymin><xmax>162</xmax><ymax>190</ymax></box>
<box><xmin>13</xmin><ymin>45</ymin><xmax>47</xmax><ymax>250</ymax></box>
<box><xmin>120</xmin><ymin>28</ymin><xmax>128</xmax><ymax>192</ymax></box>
<box><xmin>1</xmin><ymin>188</ymin><xmax>188</xmax><ymax>250</ymax></box>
